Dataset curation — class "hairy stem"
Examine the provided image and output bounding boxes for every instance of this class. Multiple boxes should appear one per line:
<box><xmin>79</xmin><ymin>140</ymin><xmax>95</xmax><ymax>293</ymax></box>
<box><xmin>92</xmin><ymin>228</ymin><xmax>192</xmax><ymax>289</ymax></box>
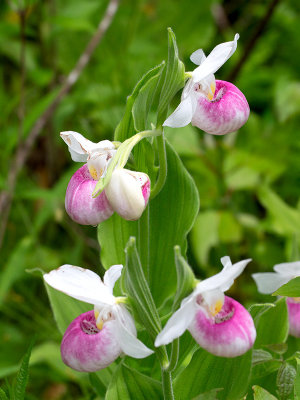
<box><xmin>161</xmin><ymin>368</ymin><xmax>174</xmax><ymax>400</ymax></box>
<box><xmin>166</xmin><ymin>338</ymin><xmax>179</xmax><ymax>373</ymax></box>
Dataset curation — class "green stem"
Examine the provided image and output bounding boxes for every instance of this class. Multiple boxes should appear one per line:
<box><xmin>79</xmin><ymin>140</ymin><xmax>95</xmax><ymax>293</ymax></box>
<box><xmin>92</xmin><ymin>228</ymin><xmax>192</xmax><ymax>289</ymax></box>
<box><xmin>119</xmin><ymin>129</ymin><xmax>161</xmax><ymax>168</ymax></box>
<box><xmin>161</xmin><ymin>368</ymin><xmax>174</xmax><ymax>400</ymax></box>
<box><xmin>150</xmin><ymin>132</ymin><xmax>167</xmax><ymax>199</ymax></box>
<box><xmin>166</xmin><ymin>338</ymin><xmax>179</xmax><ymax>372</ymax></box>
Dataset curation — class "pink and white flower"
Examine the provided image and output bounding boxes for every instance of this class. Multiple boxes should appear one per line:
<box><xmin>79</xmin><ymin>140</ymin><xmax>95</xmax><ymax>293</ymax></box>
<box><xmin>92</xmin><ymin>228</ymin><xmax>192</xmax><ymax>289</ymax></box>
<box><xmin>61</xmin><ymin>131</ymin><xmax>150</xmax><ymax>224</ymax></box>
<box><xmin>163</xmin><ymin>34</ymin><xmax>250</xmax><ymax>135</ymax></box>
<box><xmin>44</xmin><ymin>264</ymin><xmax>153</xmax><ymax>372</ymax></box>
<box><xmin>155</xmin><ymin>256</ymin><xmax>256</xmax><ymax>358</ymax></box>
<box><xmin>253</xmin><ymin>261</ymin><xmax>300</xmax><ymax>337</ymax></box>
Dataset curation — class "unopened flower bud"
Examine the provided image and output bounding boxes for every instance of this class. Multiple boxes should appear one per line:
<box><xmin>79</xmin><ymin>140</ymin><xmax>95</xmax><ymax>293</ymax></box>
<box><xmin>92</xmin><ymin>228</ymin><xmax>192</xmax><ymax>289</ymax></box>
<box><xmin>65</xmin><ymin>164</ymin><xmax>113</xmax><ymax>225</ymax></box>
<box><xmin>105</xmin><ymin>169</ymin><xmax>150</xmax><ymax>220</ymax></box>
<box><xmin>191</xmin><ymin>80</ymin><xmax>250</xmax><ymax>135</ymax></box>
<box><xmin>61</xmin><ymin>311</ymin><xmax>122</xmax><ymax>372</ymax></box>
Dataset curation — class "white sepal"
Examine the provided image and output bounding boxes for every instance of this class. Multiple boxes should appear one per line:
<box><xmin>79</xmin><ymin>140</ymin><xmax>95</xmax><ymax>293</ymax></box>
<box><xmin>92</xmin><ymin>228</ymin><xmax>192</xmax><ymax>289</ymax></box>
<box><xmin>60</xmin><ymin>131</ymin><xmax>115</xmax><ymax>162</ymax></box>
<box><xmin>195</xmin><ymin>257</ymin><xmax>251</xmax><ymax>295</ymax></box>
<box><xmin>105</xmin><ymin>169</ymin><xmax>147</xmax><ymax>220</ymax></box>
<box><xmin>103</xmin><ymin>264</ymin><xmax>123</xmax><ymax>294</ymax></box>
<box><xmin>163</xmin><ymin>96</ymin><xmax>195</xmax><ymax>128</ymax></box>
<box><xmin>274</xmin><ymin>261</ymin><xmax>300</xmax><ymax>275</ymax></box>
<box><xmin>114</xmin><ymin>306</ymin><xmax>154</xmax><ymax>358</ymax></box>
<box><xmin>43</xmin><ymin>265</ymin><xmax>115</xmax><ymax>306</ymax></box>
<box><xmin>155</xmin><ymin>297</ymin><xmax>196</xmax><ymax>347</ymax></box>
<box><xmin>252</xmin><ymin>272</ymin><xmax>291</xmax><ymax>294</ymax></box>
<box><xmin>192</xmin><ymin>34</ymin><xmax>239</xmax><ymax>83</ymax></box>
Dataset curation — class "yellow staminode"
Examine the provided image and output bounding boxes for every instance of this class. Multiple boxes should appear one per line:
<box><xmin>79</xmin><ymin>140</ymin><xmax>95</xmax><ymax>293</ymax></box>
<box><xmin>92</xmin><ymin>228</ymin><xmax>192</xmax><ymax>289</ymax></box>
<box><xmin>88</xmin><ymin>166</ymin><xmax>103</xmax><ymax>180</ymax></box>
<box><xmin>96</xmin><ymin>319</ymin><xmax>104</xmax><ymax>330</ymax></box>
<box><xmin>210</xmin><ymin>298</ymin><xmax>223</xmax><ymax>316</ymax></box>
<box><xmin>207</xmin><ymin>82</ymin><xmax>216</xmax><ymax>101</ymax></box>
<box><xmin>293</xmin><ymin>297</ymin><xmax>300</xmax><ymax>303</ymax></box>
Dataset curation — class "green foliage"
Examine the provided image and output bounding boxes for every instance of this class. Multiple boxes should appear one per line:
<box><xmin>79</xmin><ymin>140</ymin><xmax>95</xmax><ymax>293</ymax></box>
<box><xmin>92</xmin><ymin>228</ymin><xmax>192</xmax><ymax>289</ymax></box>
<box><xmin>174</xmin><ymin>347</ymin><xmax>252</xmax><ymax>400</ymax></box>
<box><xmin>253</xmin><ymin>385</ymin><xmax>278</xmax><ymax>400</ymax></box>
<box><xmin>123</xmin><ymin>237</ymin><xmax>161</xmax><ymax>339</ymax></box>
<box><xmin>13</xmin><ymin>339</ymin><xmax>34</xmax><ymax>400</ymax></box>
<box><xmin>273</xmin><ymin>277</ymin><xmax>300</xmax><ymax>297</ymax></box>
<box><xmin>105</xmin><ymin>363</ymin><xmax>162</xmax><ymax>400</ymax></box>
<box><xmin>255</xmin><ymin>298</ymin><xmax>289</xmax><ymax>348</ymax></box>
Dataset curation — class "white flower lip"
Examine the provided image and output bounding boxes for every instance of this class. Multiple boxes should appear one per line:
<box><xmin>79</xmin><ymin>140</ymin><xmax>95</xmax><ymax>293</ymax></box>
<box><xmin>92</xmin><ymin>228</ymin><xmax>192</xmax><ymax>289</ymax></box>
<box><xmin>44</xmin><ymin>264</ymin><xmax>153</xmax><ymax>358</ymax></box>
<box><xmin>163</xmin><ymin>34</ymin><xmax>239</xmax><ymax>129</ymax></box>
<box><xmin>253</xmin><ymin>261</ymin><xmax>300</xmax><ymax>294</ymax></box>
<box><xmin>155</xmin><ymin>256</ymin><xmax>251</xmax><ymax>347</ymax></box>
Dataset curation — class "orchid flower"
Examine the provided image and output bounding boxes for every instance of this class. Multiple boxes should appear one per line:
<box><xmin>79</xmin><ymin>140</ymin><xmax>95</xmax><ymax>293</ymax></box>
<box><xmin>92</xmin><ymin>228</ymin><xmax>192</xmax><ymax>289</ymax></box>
<box><xmin>61</xmin><ymin>131</ymin><xmax>150</xmax><ymax>224</ymax></box>
<box><xmin>155</xmin><ymin>257</ymin><xmax>256</xmax><ymax>358</ymax></box>
<box><xmin>253</xmin><ymin>261</ymin><xmax>300</xmax><ymax>337</ymax></box>
<box><xmin>44</xmin><ymin>264</ymin><xmax>153</xmax><ymax>372</ymax></box>
<box><xmin>163</xmin><ymin>34</ymin><xmax>250</xmax><ymax>135</ymax></box>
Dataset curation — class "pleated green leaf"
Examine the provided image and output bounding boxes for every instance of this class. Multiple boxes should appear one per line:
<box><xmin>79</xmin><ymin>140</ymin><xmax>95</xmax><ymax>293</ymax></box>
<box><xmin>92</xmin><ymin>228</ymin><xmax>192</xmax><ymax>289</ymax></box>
<box><xmin>105</xmin><ymin>364</ymin><xmax>162</xmax><ymax>400</ymax></box>
<box><xmin>254</xmin><ymin>298</ymin><xmax>289</xmax><ymax>348</ymax></box>
<box><xmin>273</xmin><ymin>276</ymin><xmax>300</xmax><ymax>297</ymax></box>
<box><xmin>174</xmin><ymin>347</ymin><xmax>252</xmax><ymax>400</ymax></box>
<box><xmin>98</xmin><ymin>141</ymin><xmax>199</xmax><ymax>305</ymax></box>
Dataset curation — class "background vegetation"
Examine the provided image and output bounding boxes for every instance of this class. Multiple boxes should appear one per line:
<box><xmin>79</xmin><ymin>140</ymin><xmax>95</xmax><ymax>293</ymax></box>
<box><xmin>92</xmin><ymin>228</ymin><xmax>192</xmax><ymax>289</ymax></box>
<box><xmin>1</xmin><ymin>0</ymin><xmax>300</xmax><ymax>398</ymax></box>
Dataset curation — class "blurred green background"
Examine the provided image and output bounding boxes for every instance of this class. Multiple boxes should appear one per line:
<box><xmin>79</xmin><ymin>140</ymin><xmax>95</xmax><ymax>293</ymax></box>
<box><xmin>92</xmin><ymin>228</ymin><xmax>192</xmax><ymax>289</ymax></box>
<box><xmin>1</xmin><ymin>0</ymin><xmax>300</xmax><ymax>398</ymax></box>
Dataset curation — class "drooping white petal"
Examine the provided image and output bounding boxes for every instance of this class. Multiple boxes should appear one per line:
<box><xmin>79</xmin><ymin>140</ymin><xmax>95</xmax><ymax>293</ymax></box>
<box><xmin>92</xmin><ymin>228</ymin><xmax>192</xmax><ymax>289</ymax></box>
<box><xmin>113</xmin><ymin>306</ymin><xmax>154</xmax><ymax>358</ymax></box>
<box><xmin>195</xmin><ymin>258</ymin><xmax>251</xmax><ymax>294</ymax></box>
<box><xmin>274</xmin><ymin>261</ymin><xmax>300</xmax><ymax>276</ymax></box>
<box><xmin>163</xmin><ymin>96</ymin><xmax>195</xmax><ymax>128</ymax></box>
<box><xmin>192</xmin><ymin>34</ymin><xmax>239</xmax><ymax>83</ymax></box>
<box><xmin>190</xmin><ymin>49</ymin><xmax>206</xmax><ymax>66</ymax></box>
<box><xmin>220</xmin><ymin>256</ymin><xmax>232</xmax><ymax>270</ymax></box>
<box><xmin>103</xmin><ymin>264</ymin><xmax>123</xmax><ymax>294</ymax></box>
<box><xmin>252</xmin><ymin>272</ymin><xmax>292</xmax><ymax>294</ymax></box>
<box><xmin>155</xmin><ymin>298</ymin><xmax>197</xmax><ymax>347</ymax></box>
<box><xmin>60</xmin><ymin>131</ymin><xmax>115</xmax><ymax>162</ymax></box>
<box><xmin>105</xmin><ymin>169</ymin><xmax>147</xmax><ymax>220</ymax></box>
<box><xmin>44</xmin><ymin>265</ymin><xmax>115</xmax><ymax>306</ymax></box>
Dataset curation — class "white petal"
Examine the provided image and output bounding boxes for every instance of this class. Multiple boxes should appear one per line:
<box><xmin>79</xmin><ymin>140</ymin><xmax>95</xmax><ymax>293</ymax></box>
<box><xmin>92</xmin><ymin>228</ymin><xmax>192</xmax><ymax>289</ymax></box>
<box><xmin>220</xmin><ymin>256</ymin><xmax>232</xmax><ymax>270</ymax></box>
<box><xmin>192</xmin><ymin>34</ymin><xmax>239</xmax><ymax>83</ymax></box>
<box><xmin>113</xmin><ymin>306</ymin><xmax>154</xmax><ymax>358</ymax></box>
<box><xmin>190</xmin><ymin>49</ymin><xmax>206</xmax><ymax>65</ymax></box>
<box><xmin>155</xmin><ymin>298</ymin><xmax>196</xmax><ymax>347</ymax></box>
<box><xmin>163</xmin><ymin>96</ymin><xmax>195</xmax><ymax>128</ymax></box>
<box><xmin>252</xmin><ymin>272</ymin><xmax>292</xmax><ymax>294</ymax></box>
<box><xmin>104</xmin><ymin>265</ymin><xmax>123</xmax><ymax>293</ymax></box>
<box><xmin>44</xmin><ymin>265</ymin><xmax>114</xmax><ymax>306</ymax></box>
<box><xmin>195</xmin><ymin>258</ymin><xmax>251</xmax><ymax>294</ymax></box>
<box><xmin>274</xmin><ymin>261</ymin><xmax>300</xmax><ymax>276</ymax></box>
<box><xmin>60</xmin><ymin>131</ymin><xmax>115</xmax><ymax>162</ymax></box>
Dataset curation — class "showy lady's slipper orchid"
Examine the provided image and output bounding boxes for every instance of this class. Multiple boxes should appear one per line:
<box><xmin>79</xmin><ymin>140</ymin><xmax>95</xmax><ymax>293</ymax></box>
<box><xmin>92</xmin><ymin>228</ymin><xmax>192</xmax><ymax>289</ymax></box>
<box><xmin>253</xmin><ymin>261</ymin><xmax>300</xmax><ymax>338</ymax></box>
<box><xmin>44</xmin><ymin>264</ymin><xmax>153</xmax><ymax>372</ymax></box>
<box><xmin>61</xmin><ymin>131</ymin><xmax>150</xmax><ymax>224</ymax></box>
<box><xmin>163</xmin><ymin>34</ymin><xmax>250</xmax><ymax>135</ymax></box>
<box><xmin>155</xmin><ymin>257</ymin><xmax>256</xmax><ymax>358</ymax></box>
